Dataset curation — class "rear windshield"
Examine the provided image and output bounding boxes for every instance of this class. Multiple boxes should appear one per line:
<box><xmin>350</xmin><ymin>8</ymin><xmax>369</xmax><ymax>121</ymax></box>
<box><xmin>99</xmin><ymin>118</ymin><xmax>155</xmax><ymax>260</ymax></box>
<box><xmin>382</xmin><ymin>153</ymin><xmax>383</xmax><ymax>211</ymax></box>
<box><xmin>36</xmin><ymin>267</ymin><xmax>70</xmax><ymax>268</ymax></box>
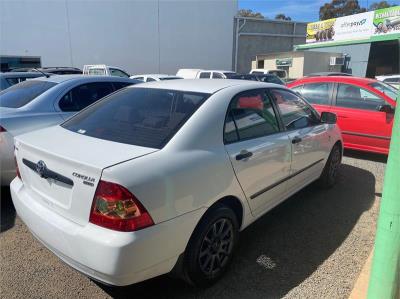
<box><xmin>369</xmin><ymin>82</ymin><xmax>398</xmax><ymax>101</ymax></box>
<box><xmin>62</xmin><ymin>87</ymin><xmax>210</xmax><ymax>148</ymax></box>
<box><xmin>0</xmin><ymin>80</ymin><xmax>57</xmax><ymax>108</ymax></box>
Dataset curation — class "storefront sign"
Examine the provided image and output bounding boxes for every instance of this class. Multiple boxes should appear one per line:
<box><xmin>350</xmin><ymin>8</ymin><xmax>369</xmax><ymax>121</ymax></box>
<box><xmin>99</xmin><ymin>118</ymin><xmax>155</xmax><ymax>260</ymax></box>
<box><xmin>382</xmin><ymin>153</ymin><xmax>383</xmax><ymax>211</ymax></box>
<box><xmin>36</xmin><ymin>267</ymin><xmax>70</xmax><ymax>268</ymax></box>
<box><xmin>306</xmin><ymin>6</ymin><xmax>400</xmax><ymax>44</ymax></box>
<box><xmin>373</xmin><ymin>6</ymin><xmax>400</xmax><ymax>35</ymax></box>
<box><xmin>276</xmin><ymin>58</ymin><xmax>293</xmax><ymax>67</ymax></box>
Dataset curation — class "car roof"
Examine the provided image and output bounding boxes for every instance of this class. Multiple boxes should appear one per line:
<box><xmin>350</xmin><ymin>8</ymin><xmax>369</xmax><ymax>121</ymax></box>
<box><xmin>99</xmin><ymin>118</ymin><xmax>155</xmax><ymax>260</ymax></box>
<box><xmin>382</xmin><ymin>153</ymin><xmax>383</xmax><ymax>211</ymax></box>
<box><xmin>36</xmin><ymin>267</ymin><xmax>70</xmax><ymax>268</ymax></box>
<box><xmin>308</xmin><ymin>72</ymin><xmax>352</xmax><ymax>76</ymax></box>
<box><xmin>203</xmin><ymin>70</ymin><xmax>235</xmax><ymax>73</ymax></box>
<box><xmin>0</xmin><ymin>72</ymin><xmax>47</xmax><ymax>78</ymax></box>
<box><xmin>129</xmin><ymin>79</ymin><xmax>281</xmax><ymax>93</ymax></box>
<box><xmin>32</xmin><ymin>74</ymin><xmax>136</xmax><ymax>84</ymax></box>
<box><xmin>290</xmin><ymin>76</ymin><xmax>378</xmax><ymax>86</ymax></box>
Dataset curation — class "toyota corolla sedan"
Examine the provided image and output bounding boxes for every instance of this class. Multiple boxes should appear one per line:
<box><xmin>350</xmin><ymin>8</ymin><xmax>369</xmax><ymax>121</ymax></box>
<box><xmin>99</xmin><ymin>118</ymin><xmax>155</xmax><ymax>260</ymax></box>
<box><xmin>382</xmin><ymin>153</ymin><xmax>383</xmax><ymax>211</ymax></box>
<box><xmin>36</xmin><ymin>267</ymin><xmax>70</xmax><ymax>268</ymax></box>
<box><xmin>288</xmin><ymin>76</ymin><xmax>398</xmax><ymax>154</ymax></box>
<box><xmin>11</xmin><ymin>80</ymin><xmax>342</xmax><ymax>287</ymax></box>
<box><xmin>0</xmin><ymin>75</ymin><xmax>139</xmax><ymax>185</ymax></box>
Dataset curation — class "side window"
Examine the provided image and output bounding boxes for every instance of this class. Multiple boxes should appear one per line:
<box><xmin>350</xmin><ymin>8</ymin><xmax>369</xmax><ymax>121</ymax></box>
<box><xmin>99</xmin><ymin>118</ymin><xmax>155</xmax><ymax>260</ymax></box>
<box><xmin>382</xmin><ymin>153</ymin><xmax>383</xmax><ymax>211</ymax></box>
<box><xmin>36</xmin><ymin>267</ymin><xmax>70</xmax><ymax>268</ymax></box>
<box><xmin>112</xmin><ymin>82</ymin><xmax>132</xmax><ymax>90</ymax></box>
<box><xmin>224</xmin><ymin>90</ymin><xmax>280</xmax><ymax>143</ymax></box>
<box><xmin>300</xmin><ymin>83</ymin><xmax>332</xmax><ymax>105</ymax></box>
<box><xmin>271</xmin><ymin>89</ymin><xmax>320</xmax><ymax>130</ymax></box>
<box><xmin>109</xmin><ymin>68</ymin><xmax>129</xmax><ymax>78</ymax></box>
<box><xmin>146</xmin><ymin>77</ymin><xmax>156</xmax><ymax>82</ymax></box>
<box><xmin>212</xmin><ymin>72</ymin><xmax>224</xmax><ymax>79</ymax></box>
<box><xmin>336</xmin><ymin>84</ymin><xmax>386</xmax><ymax>111</ymax></box>
<box><xmin>134</xmin><ymin>77</ymin><xmax>144</xmax><ymax>81</ymax></box>
<box><xmin>199</xmin><ymin>72</ymin><xmax>211</xmax><ymax>79</ymax></box>
<box><xmin>59</xmin><ymin>82</ymin><xmax>114</xmax><ymax>112</ymax></box>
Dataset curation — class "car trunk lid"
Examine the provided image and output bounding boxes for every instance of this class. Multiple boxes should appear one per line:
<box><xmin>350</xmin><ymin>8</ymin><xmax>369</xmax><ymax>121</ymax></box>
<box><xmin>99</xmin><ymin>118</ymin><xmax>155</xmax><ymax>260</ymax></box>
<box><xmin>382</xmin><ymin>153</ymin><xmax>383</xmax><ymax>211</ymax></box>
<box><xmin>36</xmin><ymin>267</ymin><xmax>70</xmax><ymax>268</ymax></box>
<box><xmin>15</xmin><ymin>125</ymin><xmax>158</xmax><ymax>226</ymax></box>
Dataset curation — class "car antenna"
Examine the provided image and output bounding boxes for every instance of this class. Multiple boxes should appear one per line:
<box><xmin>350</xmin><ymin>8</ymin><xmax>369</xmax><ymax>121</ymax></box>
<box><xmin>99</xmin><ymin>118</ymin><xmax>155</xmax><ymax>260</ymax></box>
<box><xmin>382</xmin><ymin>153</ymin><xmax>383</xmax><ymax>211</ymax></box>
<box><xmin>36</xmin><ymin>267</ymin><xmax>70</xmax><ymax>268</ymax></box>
<box><xmin>33</xmin><ymin>68</ymin><xmax>50</xmax><ymax>78</ymax></box>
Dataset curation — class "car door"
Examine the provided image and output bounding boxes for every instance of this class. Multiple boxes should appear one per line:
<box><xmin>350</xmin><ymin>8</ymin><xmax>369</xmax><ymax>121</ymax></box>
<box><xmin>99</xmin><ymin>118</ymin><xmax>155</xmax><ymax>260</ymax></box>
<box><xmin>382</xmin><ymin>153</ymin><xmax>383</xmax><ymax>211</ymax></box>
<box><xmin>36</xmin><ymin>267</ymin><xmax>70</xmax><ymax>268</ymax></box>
<box><xmin>58</xmin><ymin>82</ymin><xmax>114</xmax><ymax>120</ymax></box>
<box><xmin>224</xmin><ymin>89</ymin><xmax>292</xmax><ymax>216</ymax></box>
<box><xmin>296</xmin><ymin>82</ymin><xmax>334</xmax><ymax>114</ymax></box>
<box><xmin>330</xmin><ymin>83</ymin><xmax>394</xmax><ymax>153</ymax></box>
<box><xmin>270</xmin><ymin>88</ymin><xmax>329</xmax><ymax>192</ymax></box>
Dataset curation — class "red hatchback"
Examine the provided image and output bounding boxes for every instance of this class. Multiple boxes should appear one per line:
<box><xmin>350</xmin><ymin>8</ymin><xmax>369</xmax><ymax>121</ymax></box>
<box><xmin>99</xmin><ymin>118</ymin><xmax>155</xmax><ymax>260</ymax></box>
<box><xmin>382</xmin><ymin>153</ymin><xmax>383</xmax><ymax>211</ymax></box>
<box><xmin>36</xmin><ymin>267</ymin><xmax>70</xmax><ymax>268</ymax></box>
<box><xmin>288</xmin><ymin>76</ymin><xmax>398</xmax><ymax>154</ymax></box>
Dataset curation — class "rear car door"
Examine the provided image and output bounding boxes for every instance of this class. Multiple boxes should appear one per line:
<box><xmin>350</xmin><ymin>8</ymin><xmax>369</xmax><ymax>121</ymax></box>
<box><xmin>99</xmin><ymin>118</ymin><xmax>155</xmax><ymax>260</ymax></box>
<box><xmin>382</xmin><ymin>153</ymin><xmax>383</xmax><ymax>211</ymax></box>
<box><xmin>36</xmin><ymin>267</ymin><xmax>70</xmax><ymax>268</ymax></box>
<box><xmin>58</xmin><ymin>82</ymin><xmax>114</xmax><ymax>120</ymax></box>
<box><xmin>270</xmin><ymin>88</ymin><xmax>329</xmax><ymax>192</ymax></box>
<box><xmin>330</xmin><ymin>83</ymin><xmax>393</xmax><ymax>153</ymax></box>
<box><xmin>296</xmin><ymin>82</ymin><xmax>334</xmax><ymax>114</ymax></box>
<box><xmin>224</xmin><ymin>89</ymin><xmax>292</xmax><ymax>216</ymax></box>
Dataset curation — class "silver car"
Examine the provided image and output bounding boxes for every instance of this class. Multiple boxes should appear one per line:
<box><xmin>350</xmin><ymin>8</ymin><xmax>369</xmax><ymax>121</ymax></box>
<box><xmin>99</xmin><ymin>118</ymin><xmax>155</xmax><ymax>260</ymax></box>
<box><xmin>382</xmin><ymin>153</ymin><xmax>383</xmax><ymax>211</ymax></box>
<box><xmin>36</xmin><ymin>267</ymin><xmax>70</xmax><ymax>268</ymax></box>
<box><xmin>0</xmin><ymin>75</ymin><xmax>139</xmax><ymax>185</ymax></box>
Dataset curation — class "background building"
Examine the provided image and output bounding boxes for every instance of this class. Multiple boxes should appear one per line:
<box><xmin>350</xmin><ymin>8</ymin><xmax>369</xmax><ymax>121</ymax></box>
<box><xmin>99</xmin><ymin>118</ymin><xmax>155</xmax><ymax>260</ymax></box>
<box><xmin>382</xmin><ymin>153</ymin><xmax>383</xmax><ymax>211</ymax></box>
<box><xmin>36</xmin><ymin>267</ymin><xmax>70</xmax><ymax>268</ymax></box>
<box><xmin>233</xmin><ymin>17</ymin><xmax>307</xmax><ymax>73</ymax></box>
<box><xmin>297</xmin><ymin>6</ymin><xmax>400</xmax><ymax>77</ymax></box>
<box><xmin>0</xmin><ymin>0</ymin><xmax>237</xmax><ymax>74</ymax></box>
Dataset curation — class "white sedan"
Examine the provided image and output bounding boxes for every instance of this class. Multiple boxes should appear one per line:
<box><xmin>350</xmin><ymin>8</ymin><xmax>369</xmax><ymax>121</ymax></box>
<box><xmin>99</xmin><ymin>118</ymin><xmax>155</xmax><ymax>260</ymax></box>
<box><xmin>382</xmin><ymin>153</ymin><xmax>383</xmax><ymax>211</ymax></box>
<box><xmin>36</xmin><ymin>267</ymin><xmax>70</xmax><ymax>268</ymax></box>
<box><xmin>130</xmin><ymin>74</ymin><xmax>182</xmax><ymax>82</ymax></box>
<box><xmin>11</xmin><ymin>80</ymin><xmax>342</xmax><ymax>287</ymax></box>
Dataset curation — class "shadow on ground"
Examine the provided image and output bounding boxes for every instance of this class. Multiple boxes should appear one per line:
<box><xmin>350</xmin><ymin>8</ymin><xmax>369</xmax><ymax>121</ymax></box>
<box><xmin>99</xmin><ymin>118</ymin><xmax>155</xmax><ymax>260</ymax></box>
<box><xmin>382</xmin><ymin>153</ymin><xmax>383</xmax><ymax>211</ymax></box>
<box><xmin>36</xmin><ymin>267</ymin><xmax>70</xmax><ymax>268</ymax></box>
<box><xmin>344</xmin><ymin>149</ymin><xmax>387</xmax><ymax>164</ymax></box>
<box><xmin>1</xmin><ymin>187</ymin><xmax>16</xmax><ymax>233</ymax></box>
<box><xmin>98</xmin><ymin>163</ymin><xmax>376</xmax><ymax>299</ymax></box>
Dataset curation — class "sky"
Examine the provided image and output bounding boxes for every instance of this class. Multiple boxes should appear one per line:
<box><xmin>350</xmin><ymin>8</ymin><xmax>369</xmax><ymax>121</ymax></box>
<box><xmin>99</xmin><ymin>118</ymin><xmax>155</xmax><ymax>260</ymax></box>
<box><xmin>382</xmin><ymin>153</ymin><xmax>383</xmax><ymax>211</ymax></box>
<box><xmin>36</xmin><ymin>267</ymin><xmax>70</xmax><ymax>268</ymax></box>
<box><xmin>238</xmin><ymin>0</ymin><xmax>399</xmax><ymax>22</ymax></box>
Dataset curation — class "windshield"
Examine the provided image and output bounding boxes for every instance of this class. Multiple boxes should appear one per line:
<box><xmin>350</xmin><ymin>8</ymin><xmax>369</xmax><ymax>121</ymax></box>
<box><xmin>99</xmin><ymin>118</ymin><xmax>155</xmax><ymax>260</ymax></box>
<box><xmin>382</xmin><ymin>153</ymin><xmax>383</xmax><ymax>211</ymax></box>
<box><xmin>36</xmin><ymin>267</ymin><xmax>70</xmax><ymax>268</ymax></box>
<box><xmin>0</xmin><ymin>80</ymin><xmax>57</xmax><ymax>108</ymax></box>
<box><xmin>369</xmin><ymin>82</ymin><xmax>398</xmax><ymax>101</ymax></box>
<box><xmin>62</xmin><ymin>87</ymin><xmax>210</xmax><ymax>149</ymax></box>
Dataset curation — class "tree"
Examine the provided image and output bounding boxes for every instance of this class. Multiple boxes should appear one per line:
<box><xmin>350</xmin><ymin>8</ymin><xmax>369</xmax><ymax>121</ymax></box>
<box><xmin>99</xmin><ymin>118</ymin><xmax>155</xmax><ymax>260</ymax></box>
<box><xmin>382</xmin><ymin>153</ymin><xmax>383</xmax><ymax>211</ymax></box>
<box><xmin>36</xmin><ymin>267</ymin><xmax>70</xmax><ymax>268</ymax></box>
<box><xmin>275</xmin><ymin>14</ymin><xmax>292</xmax><ymax>21</ymax></box>
<box><xmin>237</xmin><ymin>9</ymin><xmax>264</xmax><ymax>18</ymax></box>
<box><xmin>369</xmin><ymin>1</ymin><xmax>397</xmax><ymax>11</ymax></box>
<box><xmin>319</xmin><ymin>0</ymin><xmax>367</xmax><ymax>20</ymax></box>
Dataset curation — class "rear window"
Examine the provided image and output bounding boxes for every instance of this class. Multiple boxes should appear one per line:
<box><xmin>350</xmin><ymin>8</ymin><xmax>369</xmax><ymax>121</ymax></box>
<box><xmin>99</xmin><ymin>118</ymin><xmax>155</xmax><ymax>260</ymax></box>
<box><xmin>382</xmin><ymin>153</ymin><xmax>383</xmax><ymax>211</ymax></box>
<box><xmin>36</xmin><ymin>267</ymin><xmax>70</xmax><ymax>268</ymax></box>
<box><xmin>0</xmin><ymin>80</ymin><xmax>57</xmax><ymax>108</ymax></box>
<box><xmin>62</xmin><ymin>88</ymin><xmax>210</xmax><ymax>148</ymax></box>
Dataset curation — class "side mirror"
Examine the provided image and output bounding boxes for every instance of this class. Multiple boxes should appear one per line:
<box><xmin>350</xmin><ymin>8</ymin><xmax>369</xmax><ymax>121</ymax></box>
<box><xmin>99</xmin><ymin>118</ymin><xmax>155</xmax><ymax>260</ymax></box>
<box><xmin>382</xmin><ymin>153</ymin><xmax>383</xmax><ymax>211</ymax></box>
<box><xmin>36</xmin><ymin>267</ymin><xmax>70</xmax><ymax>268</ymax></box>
<box><xmin>378</xmin><ymin>104</ymin><xmax>395</xmax><ymax>114</ymax></box>
<box><xmin>320</xmin><ymin>112</ymin><xmax>337</xmax><ymax>124</ymax></box>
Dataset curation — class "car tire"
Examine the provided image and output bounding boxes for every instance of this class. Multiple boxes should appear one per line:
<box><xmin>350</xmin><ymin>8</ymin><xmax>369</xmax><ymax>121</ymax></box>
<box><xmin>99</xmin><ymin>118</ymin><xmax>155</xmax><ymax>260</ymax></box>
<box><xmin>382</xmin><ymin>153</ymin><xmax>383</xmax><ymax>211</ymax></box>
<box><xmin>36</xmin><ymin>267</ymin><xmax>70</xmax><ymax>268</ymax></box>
<box><xmin>318</xmin><ymin>143</ymin><xmax>342</xmax><ymax>189</ymax></box>
<box><xmin>182</xmin><ymin>204</ymin><xmax>239</xmax><ymax>287</ymax></box>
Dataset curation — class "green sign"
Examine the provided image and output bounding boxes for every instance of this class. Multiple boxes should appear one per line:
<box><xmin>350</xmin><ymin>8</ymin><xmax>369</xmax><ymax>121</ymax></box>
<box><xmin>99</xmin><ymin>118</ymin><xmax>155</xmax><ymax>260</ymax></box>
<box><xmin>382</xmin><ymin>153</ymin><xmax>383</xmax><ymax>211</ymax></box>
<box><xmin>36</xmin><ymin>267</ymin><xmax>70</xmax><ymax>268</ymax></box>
<box><xmin>276</xmin><ymin>58</ymin><xmax>292</xmax><ymax>67</ymax></box>
<box><xmin>373</xmin><ymin>6</ymin><xmax>400</xmax><ymax>35</ymax></box>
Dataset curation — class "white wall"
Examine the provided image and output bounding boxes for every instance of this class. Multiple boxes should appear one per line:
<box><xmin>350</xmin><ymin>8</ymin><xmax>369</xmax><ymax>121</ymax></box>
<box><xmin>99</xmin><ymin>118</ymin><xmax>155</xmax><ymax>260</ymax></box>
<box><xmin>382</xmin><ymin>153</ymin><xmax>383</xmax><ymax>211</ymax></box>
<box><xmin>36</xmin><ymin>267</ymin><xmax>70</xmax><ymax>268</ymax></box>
<box><xmin>0</xmin><ymin>0</ymin><xmax>237</xmax><ymax>74</ymax></box>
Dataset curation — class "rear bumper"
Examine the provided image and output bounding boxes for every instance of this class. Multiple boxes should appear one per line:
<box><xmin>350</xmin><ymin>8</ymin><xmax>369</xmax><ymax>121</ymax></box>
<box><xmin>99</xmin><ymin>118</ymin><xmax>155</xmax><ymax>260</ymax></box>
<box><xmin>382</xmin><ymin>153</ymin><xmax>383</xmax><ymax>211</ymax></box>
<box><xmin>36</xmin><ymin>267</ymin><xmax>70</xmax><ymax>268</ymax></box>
<box><xmin>11</xmin><ymin>178</ymin><xmax>206</xmax><ymax>286</ymax></box>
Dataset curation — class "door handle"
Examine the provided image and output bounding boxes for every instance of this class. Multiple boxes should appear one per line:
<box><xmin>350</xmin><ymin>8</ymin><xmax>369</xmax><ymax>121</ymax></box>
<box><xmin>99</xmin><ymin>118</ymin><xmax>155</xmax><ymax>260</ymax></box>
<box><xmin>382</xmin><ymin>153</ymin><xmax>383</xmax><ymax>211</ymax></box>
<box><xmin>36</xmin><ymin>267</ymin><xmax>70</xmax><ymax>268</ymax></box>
<box><xmin>292</xmin><ymin>136</ymin><xmax>302</xmax><ymax>144</ymax></box>
<box><xmin>236</xmin><ymin>150</ymin><xmax>253</xmax><ymax>161</ymax></box>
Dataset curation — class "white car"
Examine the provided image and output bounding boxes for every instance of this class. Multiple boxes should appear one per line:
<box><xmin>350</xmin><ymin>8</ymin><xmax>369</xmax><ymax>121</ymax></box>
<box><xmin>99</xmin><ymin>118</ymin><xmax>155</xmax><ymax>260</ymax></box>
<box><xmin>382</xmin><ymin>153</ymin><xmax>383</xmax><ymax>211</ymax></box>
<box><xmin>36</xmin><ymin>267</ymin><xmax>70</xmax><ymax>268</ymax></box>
<box><xmin>376</xmin><ymin>75</ymin><xmax>400</xmax><ymax>89</ymax></box>
<box><xmin>83</xmin><ymin>64</ymin><xmax>130</xmax><ymax>78</ymax></box>
<box><xmin>130</xmin><ymin>74</ymin><xmax>182</xmax><ymax>82</ymax></box>
<box><xmin>11</xmin><ymin>80</ymin><xmax>342</xmax><ymax>287</ymax></box>
<box><xmin>176</xmin><ymin>69</ymin><xmax>236</xmax><ymax>79</ymax></box>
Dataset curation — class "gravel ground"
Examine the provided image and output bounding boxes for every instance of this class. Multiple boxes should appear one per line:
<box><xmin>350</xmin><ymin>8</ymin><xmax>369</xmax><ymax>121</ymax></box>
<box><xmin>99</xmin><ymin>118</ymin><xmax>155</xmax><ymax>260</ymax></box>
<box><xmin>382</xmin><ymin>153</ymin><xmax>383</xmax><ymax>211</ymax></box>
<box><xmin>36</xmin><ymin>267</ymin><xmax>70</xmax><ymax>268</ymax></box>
<box><xmin>0</xmin><ymin>150</ymin><xmax>387</xmax><ymax>299</ymax></box>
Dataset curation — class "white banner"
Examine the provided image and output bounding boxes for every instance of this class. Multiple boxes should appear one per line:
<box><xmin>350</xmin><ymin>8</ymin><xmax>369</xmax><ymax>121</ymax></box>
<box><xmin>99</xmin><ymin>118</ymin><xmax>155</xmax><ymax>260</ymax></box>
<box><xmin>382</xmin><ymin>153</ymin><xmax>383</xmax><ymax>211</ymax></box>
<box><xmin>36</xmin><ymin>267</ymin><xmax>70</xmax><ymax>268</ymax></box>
<box><xmin>333</xmin><ymin>11</ymin><xmax>374</xmax><ymax>41</ymax></box>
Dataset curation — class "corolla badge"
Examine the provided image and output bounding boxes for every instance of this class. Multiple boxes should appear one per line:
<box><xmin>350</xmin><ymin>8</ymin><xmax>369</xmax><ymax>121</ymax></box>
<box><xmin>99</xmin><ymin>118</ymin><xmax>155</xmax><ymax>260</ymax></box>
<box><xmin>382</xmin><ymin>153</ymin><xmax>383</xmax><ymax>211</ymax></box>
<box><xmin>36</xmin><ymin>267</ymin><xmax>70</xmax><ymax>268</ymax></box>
<box><xmin>36</xmin><ymin>160</ymin><xmax>47</xmax><ymax>177</ymax></box>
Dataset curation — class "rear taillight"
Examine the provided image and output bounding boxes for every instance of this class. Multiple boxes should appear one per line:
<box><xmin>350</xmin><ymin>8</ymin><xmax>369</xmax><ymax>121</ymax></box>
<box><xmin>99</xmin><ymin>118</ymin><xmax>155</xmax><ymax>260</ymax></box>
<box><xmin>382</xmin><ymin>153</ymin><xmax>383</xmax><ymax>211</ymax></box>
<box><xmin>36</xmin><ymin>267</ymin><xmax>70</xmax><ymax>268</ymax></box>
<box><xmin>89</xmin><ymin>180</ymin><xmax>154</xmax><ymax>232</ymax></box>
<box><xmin>14</xmin><ymin>154</ymin><xmax>21</xmax><ymax>179</ymax></box>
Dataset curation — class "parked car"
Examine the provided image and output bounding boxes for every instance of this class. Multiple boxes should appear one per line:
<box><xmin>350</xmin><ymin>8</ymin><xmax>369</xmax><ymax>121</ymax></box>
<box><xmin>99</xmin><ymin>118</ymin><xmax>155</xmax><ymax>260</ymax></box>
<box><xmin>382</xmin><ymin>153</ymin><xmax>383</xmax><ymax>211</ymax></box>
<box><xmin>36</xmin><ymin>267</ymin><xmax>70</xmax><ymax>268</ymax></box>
<box><xmin>0</xmin><ymin>75</ymin><xmax>139</xmax><ymax>185</ymax></box>
<box><xmin>376</xmin><ymin>74</ymin><xmax>400</xmax><ymax>89</ymax></box>
<box><xmin>255</xmin><ymin>74</ymin><xmax>286</xmax><ymax>85</ymax></box>
<box><xmin>250</xmin><ymin>69</ymin><xmax>288</xmax><ymax>80</ymax></box>
<box><xmin>0</xmin><ymin>72</ymin><xmax>50</xmax><ymax>91</ymax></box>
<box><xmin>176</xmin><ymin>69</ymin><xmax>236</xmax><ymax>79</ymax></box>
<box><xmin>176</xmin><ymin>68</ymin><xmax>203</xmax><ymax>79</ymax></box>
<box><xmin>288</xmin><ymin>76</ymin><xmax>398</xmax><ymax>154</ymax></box>
<box><xmin>83</xmin><ymin>64</ymin><xmax>130</xmax><ymax>78</ymax></box>
<box><xmin>11</xmin><ymin>79</ymin><xmax>342</xmax><ymax>287</ymax></box>
<box><xmin>227</xmin><ymin>73</ymin><xmax>285</xmax><ymax>85</ymax></box>
<box><xmin>130</xmin><ymin>74</ymin><xmax>182</xmax><ymax>82</ymax></box>
<box><xmin>307</xmin><ymin>72</ymin><xmax>352</xmax><ymax>77</ymax></box>
<box><xmin>11</xmin><ymin>67</ymin><xmax>82</xmax><ymax>75</ymax></box>
<box><xmin>197</xmin><ymin>70</ymin><xmax>236</xmax><ymax>79</ymax></box>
